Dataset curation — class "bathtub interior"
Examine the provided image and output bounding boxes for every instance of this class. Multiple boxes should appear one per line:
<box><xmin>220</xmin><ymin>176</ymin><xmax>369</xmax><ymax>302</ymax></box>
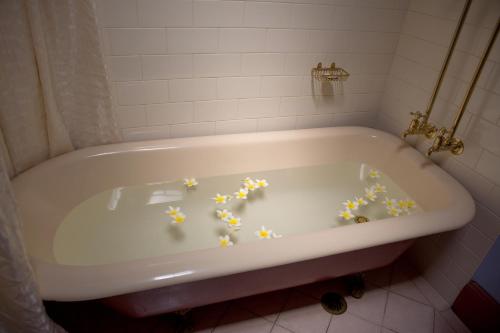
<box><xmin>13</xmin><ymin>128</ymin><xmax>451</xmax><ymax>266</ymax></box>
<box><xmin>53</xmin><ymin>161</ymin><xmax>421</xmax><ymax>266</ymax></box>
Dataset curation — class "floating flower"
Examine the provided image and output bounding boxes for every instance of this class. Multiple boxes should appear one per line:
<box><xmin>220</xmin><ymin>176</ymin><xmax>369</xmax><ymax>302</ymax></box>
<box><xmin>387</xmin><ymin>206</ymin><xmax>402</xmax><ymax>217</ymax></box>
<box><xmin>171</xmin><ymin>212</ymin><xmax>186</xmax><ymax>224</ymax></box>
<box><xmin>397</xmin><ymin>199</ymin><xmax>408</xmax><ymax>211</ymax></box>
<box><xmin>355</xmin><ymin>196</ymin><xmax>368</xmax><ymax>206</ymax></box>
<box><xmin>272</xmin><ymin>232</ymin><xmax>283</xmax><ymax>239</ymax></box>
<box><xmin>255</xmin><ymin>179</ymin><xmax>269</xmax><ymax>188</ymax></box>
<box><xmin>339</xmin><ymin>209</ymin><xmax>355</xmax><ymax>220</ymax></box>
<box><xmin>244</xmin><ymin>179</ymin><xmax>258</xmax><ymax>192</ymax></box>
<box><xmin>226</xmin><ymin>215</ymin><xmax>242</xmax><ymax>229</ymax></box>
<box><xmin>219</xmin><ymin>235</ymin><xmax>234</xmax><ymax>248</ymax></box>
<box><xmin>183</xmin><ymin>178</ymin><xmax>198</xmax><ymax>188</ymax></box>
<box><xmin>373</xmin><ymin>183</ymin><xmax>387</xmax><ymax>193</ymax></box>
<box><xmin>382</xmin><ymin>197</ymin><xmax>397</xmax><ymax>208</ymax></box>
<box><xmin>255</xmin><ymin>226</ymin><xmax>273</xmax><ymax>239</ymax></box>
<box><xmin>166</xmin><ymin>206</ymin><xmax>181</xmax><ymax>217</ymax></box>
<box><xmin>406</xmin><ymin>200</ymin><xmax>416</xmax><ymax>209</ymax></box>
<box><xmin>364</xmin><ymin>187</ymin><xmax>377</xmax><ymax>202</ymax></box>
<box><xmin>234</xmin><ymin>188</ymin><xmax>249</xmax><ymax>200</ymax></box>
<box><xmin>343</xmin><ymin>199</ymin><xmax>359</xmax><ymax>211</ymax></box>
<box><xmin>213</xmin><ymin>193</ymin><xmax>230</xmax><ymax>204</ymax></box>
<box><xmin>242</xmin><ymin>177</ymin><xmax>253</xmax><ymax>185</ymax></box>
<box><xmin>368</xmin><ymin>169</ymin><xmax>381</xmax><ymax>179</ymax></box>
<box><xmin>216</xmin><ymin>209</ymin><xmax>231</xmax><ymax>221</ymax></box>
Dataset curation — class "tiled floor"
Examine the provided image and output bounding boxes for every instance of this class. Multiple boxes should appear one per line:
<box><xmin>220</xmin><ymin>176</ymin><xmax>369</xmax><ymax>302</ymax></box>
<box><xmin>46</xmin><ymin>259</ymin><xmax>471</xmax><ymax>333</ymax></box>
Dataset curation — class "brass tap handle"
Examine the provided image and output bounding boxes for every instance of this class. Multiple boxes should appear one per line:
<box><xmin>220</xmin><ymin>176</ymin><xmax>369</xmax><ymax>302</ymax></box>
<box><xmin>427</xmin><ymin>127</ymin><xmax>447</xmax><ymax>157</ymax></box>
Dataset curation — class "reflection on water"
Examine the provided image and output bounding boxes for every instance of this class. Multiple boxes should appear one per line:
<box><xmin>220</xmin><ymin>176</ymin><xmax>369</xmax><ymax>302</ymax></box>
<box><xmin>54</xmin><ymin>162</ymin><xmax>420</xmax><ymax>266</ymax></box>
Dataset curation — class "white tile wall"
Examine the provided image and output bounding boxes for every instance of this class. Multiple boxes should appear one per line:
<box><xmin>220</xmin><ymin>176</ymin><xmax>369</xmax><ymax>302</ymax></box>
<box><xmin>378</xmin><ymin>0</ymin><xmax>500</xmax><ymax>305</ymax></box>
<box><xmin>94</xmin><ymin>0</ymin><xmax>408</xmax><ymax>140</ymax></box>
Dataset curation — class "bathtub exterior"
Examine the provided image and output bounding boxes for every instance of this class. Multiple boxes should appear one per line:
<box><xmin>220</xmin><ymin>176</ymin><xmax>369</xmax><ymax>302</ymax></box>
<box><xmin>12</xmin><ymin>127</ymin><xmax>475</xmax><ymax>309</ymax></box>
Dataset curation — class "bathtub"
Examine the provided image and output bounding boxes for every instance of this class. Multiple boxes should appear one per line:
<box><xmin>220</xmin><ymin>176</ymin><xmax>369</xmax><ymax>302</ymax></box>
<box><xmin>12</xmin><ymin>127</ymin><xmax>474</xmax><ymax>317</ymax></box>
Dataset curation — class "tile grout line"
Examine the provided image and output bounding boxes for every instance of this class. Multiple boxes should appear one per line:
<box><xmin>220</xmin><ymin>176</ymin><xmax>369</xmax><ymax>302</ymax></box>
<box><xmin>380</xmin><ymin>264</ymin><xmax>396</xmax><ymax>328</ymax></box>
<box><xmin>324</xmin><ymin>313</ymin><xmax>334</xmax><ymax>333</ymax></box>
<box><xmin>269</xmin><ymin>289</ymin><xmax>294</xmax><ymax>333</ymax></box>
<box><xmin>210</xmin><ymin>301</ymin><xmax>232</xmax><ymax>333</ymax></box>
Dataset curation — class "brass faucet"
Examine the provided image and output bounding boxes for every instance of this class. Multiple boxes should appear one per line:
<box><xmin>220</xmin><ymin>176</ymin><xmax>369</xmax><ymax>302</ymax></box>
<box><xmin>426</xmin><ymin>127</ymin><xmax>464</xmax><ymax>157</ymax></box>
<box><xmin>402</xmin><ymin>111</ymin><xmax>437</xmax><ymax>140</ymax></box>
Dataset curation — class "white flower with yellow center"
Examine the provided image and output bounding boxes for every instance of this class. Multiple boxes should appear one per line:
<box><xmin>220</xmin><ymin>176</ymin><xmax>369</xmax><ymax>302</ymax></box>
<box><xmin>355</xmin><ymin>196</ymin><xmax>368</xmax><ymax>206</ymax></box>
<box><xmin>387</xmin><ymin>206</ymin><xmax>402</xmax><ymax>217</ymax></box>
<box><xmin>343</xmin><ymin>199</ymin><xmax>359</xmax><ymax>211</ymax></box>
<box><xmin>382</xmin><ymin>197</ymin><xmax>397</xmax><ymax>208</ymax></box>
<box><xmin>219</xmin><ymin>235</ymin><xmax>234</xmax><ymax>248</ymax></box>
<box><xmin>183</xmin><ymin>178</ymin><xmax>198</xmax><ymax>188</ymax></box>
<box><xmin>255</xmin><ymin>226</ymin><xmax>272</xmax><ymax>239</ymax></box>
<box><xmin>216</xmin><ymin>209</ymin><xmax>231</xmax><ymax>221</ymax></box>
<box><xmin>406</xmin><ymin>200</ymin><xmax>416</xmax><ymax>209</ymax></box>
<box><xmin>373</xmin><ymin>183</ymin><xmax>387</xmax><ymax>193</ymax></box>
<box><xmin>166</xmin><ymin>206</ymin><xmax>181</xmax><ymax>217</ymax></box>
<box><xmin>339</xmin><ymin>209</ymin><xmax>355</xmax><ymax>220</ymax></box>
<box><xmin>242</xmin><ymin>177</ymin><xmax>253</xmax><ymax>185</ymax></box>
<box><xmin>226</xmin><ymin>216</ymin><xmax>242</xmax><ymax>229</ymax></box>
<box><xmin>244</xmin><ymin>179</ymin><xmax>258</xmax><ymax>192</ymax></box>
<box><xmin>171</xmin><ymin>212</ymin><xmax>186</xmax><ymax>224</ymax></box>
<box><xmin>255</xmin><ymin>179</ymin><xmax>269</xmax><ymax>188</ymax></box>
<box><xmin>213</xmin><ymin>193</ymin><xmax>230</xmax><ymax>204</ymax></box>
<box><xmin>397</xmin><ymin>199</ymin><xmax>409</xmax><ymax>211</ymax></box>
<box><xmin>364</xmin><ymin>187</ymin><xmax>377</xmax><ymax>202</ymax></box>
<box><xmin>368</xmin><ymin>169</ymin><xmax>381</xmax><ymax>179</ymax></box>
<box><xmin>234</xmin><ymin>188</ymin><xmax>249</xmax><ymax>200</ymax></box>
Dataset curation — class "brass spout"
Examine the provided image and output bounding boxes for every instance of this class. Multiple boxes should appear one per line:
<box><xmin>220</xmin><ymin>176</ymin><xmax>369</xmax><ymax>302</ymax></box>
<box><xmin>426</xmin><ymin>127</ymin><xmax>464</xmax><ymax>157</ymax></box>
<box><xmin>402</xmin><ymin>112</ymin><xmax>437</xmax><ymax>139</ymax></box>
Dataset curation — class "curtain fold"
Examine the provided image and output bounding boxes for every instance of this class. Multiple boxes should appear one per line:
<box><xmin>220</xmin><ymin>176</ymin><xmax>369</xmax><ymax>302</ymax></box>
<box><xmin>0</xmin><ymin>0</ymin><xmax>121</xmax><ymax>331</ymax></box>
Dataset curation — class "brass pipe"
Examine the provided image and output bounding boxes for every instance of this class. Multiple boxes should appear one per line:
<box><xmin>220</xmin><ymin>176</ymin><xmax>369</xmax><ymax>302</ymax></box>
<box><xmin>423</xmin><ymin>0</ymin><xmax>472</xmax><ymax>123</ymax></box>
<box><xmin>449</xmin><ymin>18</ymin><xmax>500</xmax><ymax>138</ymax></box>
<box><xmin>402</xmin><ymin>0</ymin><xmax>472</xmax><ymax>140</ymax></box>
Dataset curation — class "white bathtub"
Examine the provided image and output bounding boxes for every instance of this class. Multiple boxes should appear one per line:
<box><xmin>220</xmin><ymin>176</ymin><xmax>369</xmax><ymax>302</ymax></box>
<box><xmin>12</xmin><ymin>127</ymin><xmax>474</xmax><ymax>317</ymax></box>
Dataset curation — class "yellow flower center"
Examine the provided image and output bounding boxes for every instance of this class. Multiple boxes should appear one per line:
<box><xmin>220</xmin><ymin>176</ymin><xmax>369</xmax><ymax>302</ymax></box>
<box><xmin>259</xmin><ymin>230</ymin><xmax>269</xmax><ymax>238</ymax></box>
<box><xmin>228</xmin><ymin>218</ymin><xmax>238</xmax><ymax>225</ymax></box>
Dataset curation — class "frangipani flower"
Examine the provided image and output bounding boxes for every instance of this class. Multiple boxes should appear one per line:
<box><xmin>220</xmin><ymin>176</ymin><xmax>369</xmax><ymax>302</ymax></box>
<box><xmin>183</xmin><ymin>178</ymin><xmax>198</xmax><ymax>188</ymax></box>
<box><xmin>387</xmin><ymin>206</ymin><xmax>402</xmax><ymax>217</ymax></box>
<box><xmin>216</xmin><ymin>209</ymin><xmax>231</xmax><ymax>221</ymax></box>
<box><xmin>343</xmin><ymin>199</ymin><xmax>359</xmax><ymax>211</ymax></box>
<box><xmin>373</xmin><ymin>183</ymin><xmax>387</xmax><ymax>193</ymax></box>
<box><xmin>339</xmin><ymin>209</ymin><xmax>355</xmax><ymax>220</ymax></box>
<box><xmin>255</xmin><ymin>179</ymin><xmax>269</xmax><ymax>188</ymax></box>
<box><xmin>213</xmin><ymin>193</ymin><xmax>230</xmax><ymax>204</ymax></box>
<box><xmin>219</xmin><ymin>235</ymin><xmax>234</xmax><ymax>248</ymax></box>
<box><xmin>355</xmin><ymin>196</ymin><xmax>368</xmax><ymax>206</ymax></box>
<box><xmin>166</xmin><ymin>206</ymin><xmax>181</xmax><ymax>217</ymax></box>
<box><xmin>398</xmin><ymin>199</ymin><xmax>416</xmax><ymax>212</ymax></box>
<box><xmin>368</xmin><ymin>169</ymin><xmax>381</xmax><ymax>179</ymax></box>
<box><xmin>244</xmin><ymin>179</ymin><xmax>258</xmax><ymax>192</ymax></box>
<box><xmin>234</xmin><ymin>188</ymin><xmax>249</xmax><ymax>200</ymax></box>
<box><xmin>255</xmin><ymin>226</ymin><xmax>272</xmax><ymax>239</ymax></box>
<box><xmin>382</xmin><ymin>197</ymin><xmax>397</xmax><ymax>208</ymax></box>
<box><xmin>171</xmin><ymin>212</ymin><xmax>186</xmax><ymax>224</ymax></box>
<box><xmin>226</xmin><ymin>216</ymin><xmax>242</xmax><ymax>229</ymax></box>
<box><xmin>242</xmin><ymin>177</ymin><xmax>253</xmax><ymax>186</ymax></box>
<box><xmin>364</xmin><ymin>187</ymin><xmax>377</xmax><ymax>202</ymax></box>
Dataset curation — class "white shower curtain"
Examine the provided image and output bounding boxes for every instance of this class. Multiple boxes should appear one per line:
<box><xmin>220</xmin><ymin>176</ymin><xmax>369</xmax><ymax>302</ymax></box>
<box><xmin>0</xmin><ymin>0</ymin><xmax>120</xmax><ymax>331</ymax></box>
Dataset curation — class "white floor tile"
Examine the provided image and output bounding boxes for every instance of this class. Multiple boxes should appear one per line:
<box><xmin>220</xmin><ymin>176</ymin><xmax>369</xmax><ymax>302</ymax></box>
<box><xmin>390</xmin><ymin>269</ymin><xmax>430</xmax><ymax>305</ymax></box>
<box><xmin>383</xmin><ymin>292</ymin><xmax>434</xmax><ymax>333</ymax></box>
<box><xmin>346</xmin><ymin>287</ymin><xmax>388</xmax><ymax>325</ymax></box>
<box><xmin>434</xmin><ymin>310</ymin><xmax>455</xmax><ymax>333</ymax></box>
<box><xmin>440</xmin><ymin>309</ymin><xmax>471</xmax><ymax>333</ymax></box>
<box><xmin>277</xmin><ymin>291</ymin><xmax>332</xmax><ymax>333</ymax></box>
<box><xmin>328</xmin><ymin>313</ymin><xmax>381</xmax><ymax>333</ymax></box>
